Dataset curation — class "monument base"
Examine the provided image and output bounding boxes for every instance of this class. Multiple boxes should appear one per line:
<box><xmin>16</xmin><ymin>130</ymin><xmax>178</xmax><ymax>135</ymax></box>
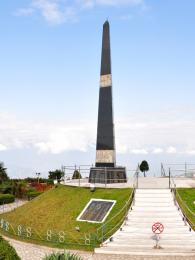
<box><xmin>89</xmin><ymin>167</ymin><xmax>127</xmax><ymax>184</ymax></box>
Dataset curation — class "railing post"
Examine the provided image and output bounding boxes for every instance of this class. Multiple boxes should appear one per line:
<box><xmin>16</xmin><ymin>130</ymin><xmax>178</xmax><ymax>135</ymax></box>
<box><xmin>136</xmin><ymin>171</ymin><xmax>138</xmax><ymax>189</ymax></box>
<box><xmin>185</xmin><ymin>162</ymin><xmax>187</xmax><ymax>177</ymax></box>
<box><xmin>79</xmin><ymin>166</ymin><xmax>81</xmax><ymax>187</ymax></box>
<box><xmin>104</xmin><ymin>167</ymin><xmax>107</xmax><ymax>188</ymax></box>
<box><xmin>169</xmin><ymin>168</ymin><xmax>171</xmax><ymax>189</ymax></box>
<box><xmin>101</xmin><ymin>225</ymin><xmax>104</xmax><ymax>243</ymax></box>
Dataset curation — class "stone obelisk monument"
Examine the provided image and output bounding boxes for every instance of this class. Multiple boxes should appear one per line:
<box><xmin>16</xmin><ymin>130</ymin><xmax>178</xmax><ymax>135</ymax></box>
<box><xmin>89</xmin><ymin>21</ymin><xmax>127</xmax><ymax>183</ymax></box>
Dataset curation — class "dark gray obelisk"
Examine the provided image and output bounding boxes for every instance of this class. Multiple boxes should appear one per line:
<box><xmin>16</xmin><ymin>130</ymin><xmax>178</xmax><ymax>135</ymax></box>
<box><xmin>89</xmin><ymin>21</ymin><xmax>127</xmax><ymax>184</ymax></box>
<box><xmin>96</xmin><ymin>20</ymin><xmax>115</xmax><ymax>168</ymax></box>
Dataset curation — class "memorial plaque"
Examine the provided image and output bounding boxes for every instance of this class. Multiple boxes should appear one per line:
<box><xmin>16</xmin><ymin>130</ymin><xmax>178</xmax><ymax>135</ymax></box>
<box><xmin>77</xmin><ymin>199</ymin><xmax>116</xmax><ymax>223</ymax></box>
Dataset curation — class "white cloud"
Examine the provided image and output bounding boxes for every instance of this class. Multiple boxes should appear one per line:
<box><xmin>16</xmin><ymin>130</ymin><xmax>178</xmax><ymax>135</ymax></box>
<box><xmin>186</xmin><ymin>150</ymin><xmax>195</xmax><ymax>155</ymax></box>
<box><xmin>80</xmin><ymin>0</ymin><xmax>143</xmax><ymax>7</ymax></box>
<box><xmin>131</xmin><ymin>149</ymin><xmax>148</xmax><ymax>155</ymax></box>
<box><xmin>32</xmin><ymin>0</ymin><xmax>77</xmax><ymax>24</ymax></box>
<box><xmin>152</xmin><ymin>148</ymin><xmax>163</xmax><ymax>154</ymax></box>
<box><xmin>15</xmin><ymin>0</ymin><xmax>144</xmax><ymax>25</ymax></box>
<box><xmin>0</xmin><ymin>144</ymin><xmax>7</xmax><ymax>151</ymax></box>
<box><xmin>0</xmin><ymin>112</ymin><xmax>95</xmax><ymax>154</ymax></box>
<box><xmin>34</xmin><ymin>126</ymin><xmax>92</xmax><ymax>154</ymax></box>
<box><xmin>1</xmin><ymin>110</ymin><xmax>195</xmax><ymax>156</ymax></box>
<box><xmin>166</xmin><ymin>146</ymin><xmax>177</xmax><ymax>154</ymax></box>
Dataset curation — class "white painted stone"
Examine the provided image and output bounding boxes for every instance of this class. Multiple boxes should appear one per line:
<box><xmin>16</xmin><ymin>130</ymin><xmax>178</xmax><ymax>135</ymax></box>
<box><xmin>100</xmin><ymin>74</ymin><xmax>112</xmax><ymax>87</ymax></box>
<box><xmin>96</xmin><ymin>150</ymin><xmax>115</xmax><ymax>164</ymax></box>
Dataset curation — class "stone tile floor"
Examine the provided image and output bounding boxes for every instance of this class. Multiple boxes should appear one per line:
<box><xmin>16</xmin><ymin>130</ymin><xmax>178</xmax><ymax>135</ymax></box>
<box><xmin>4</xmin><ymin>236</ymin><xmax>195</xmax><ymax>260</ymax></box>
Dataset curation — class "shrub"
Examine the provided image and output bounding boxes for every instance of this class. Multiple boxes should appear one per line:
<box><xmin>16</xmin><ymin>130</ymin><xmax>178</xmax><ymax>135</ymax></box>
<box><xmin>47</xmin><ymin>179</ymin><xmax>54</xmax><ymax>185</ymax></box>
<box><xmin>0</xmin><ymin>184</ymin><xmax>13</xmax><ymax>194</ymax></box>
<box><xmin>43</xmin><ymin>251</ymin><xmax>83</xmax><ymax>260</ymax></box>
<box><xmin>0</xmin><ymin>236</ymin><xmax>20</xmax><ymax>260</ymax></box>
<box><xmin>12</xmin><ymin>181</ymin><xmax>28</xmax><ymax>198</ymax></box>
<box><xmin>27</xmin><ymin>191</ymin><xmax>42</xmax><ymax>200</ymax></box>
<box><xmin>72</xmin><ymin>170</ymin><xmax>82</xmax><ymax>180</ymax></box>
<box><xmin>0</xmin><ymin>194</ymin><xmax>15</xmax><ymax>205</ymax></box>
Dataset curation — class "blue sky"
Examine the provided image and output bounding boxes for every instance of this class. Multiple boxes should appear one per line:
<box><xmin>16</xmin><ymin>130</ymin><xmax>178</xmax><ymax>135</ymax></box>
<box><xmin>0</xmin><ymin>0</ymin><xmax>195</xmax><ymax>178</ymax></box>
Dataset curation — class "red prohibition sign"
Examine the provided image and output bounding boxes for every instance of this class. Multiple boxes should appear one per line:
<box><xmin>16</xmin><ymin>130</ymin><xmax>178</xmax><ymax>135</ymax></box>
<box><xmin>152</xmin><ymin>222</ymin><xmax>164</xmax><ymax>235</ymax></box>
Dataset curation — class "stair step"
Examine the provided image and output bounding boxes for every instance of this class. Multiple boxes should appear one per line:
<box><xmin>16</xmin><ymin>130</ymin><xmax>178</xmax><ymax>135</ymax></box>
<box><xmin>95</xmin><ymin>248</ymin><xmax>195</xmax><ymax>256</ymax></box>
<box><xmin>136</xmin><ymin>189</ymin><xmax>171</xmax><ymax>194</ymax></box>
<box><xmin>115</xmin><ymin>228</ymin><xmax>189</xmax><ymax>234</ymax></box>
<box><xmin>132</xmin><ymin>207</ymin><xmax>177</xmax><ymax>211</ymax></box>
<box><xmin>123</xmin><ymin>223</ymin><xmax>186</xmax><ymax>228</ymax></box>
<box><xmin>135</xmin><ymin>199</ymin><xmax>174</xmax><ymax>203</ymax></box>
<box><xmin>135</xmin><ymin>203</ymin><xmax>175</xmax><ymax>206</ymax></box>
<box><xmin>114</xmin><ymin>232</ymin><xmax>194</xmax><ymax>239</ymax></box>
<box><xmin>128</xmin><ymin>212</ymin><xmax>182</xmax><ymax>217</ymax></box>
<box><xmin>109</xmin><ymin>238</ymin><xmax>195</xmax><ymax>244</ymax></box>
<box><xmin>105</xmin><ymin>243</ymin><xmax>195</xmax><ymax>249</ymax></box>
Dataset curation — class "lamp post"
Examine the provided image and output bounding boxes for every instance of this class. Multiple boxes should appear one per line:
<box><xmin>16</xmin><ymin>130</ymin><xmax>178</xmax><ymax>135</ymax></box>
<box><xmin>36</xmin><ymin>172</ymin><xmax>41</xmax><ymax>184</ymax></box>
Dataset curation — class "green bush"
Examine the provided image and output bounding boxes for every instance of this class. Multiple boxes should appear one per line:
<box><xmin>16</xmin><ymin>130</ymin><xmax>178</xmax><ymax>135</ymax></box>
<box><xmin>0</xmin><ymin>183</ymin><xmax>13</xmax><ymax>194</ymax></box>
<box><xmin>27</xmin><ymin>191</ymin><xmax>42</xmax><ymax>200</ymax></box>
<box><xmin>43</xmin><ymin>251</ymin><xmax>82</xmax><ymax>260</ymax></box>
<box><xmin>47</xmin><ymin>179</ymin><xmax>54</xmax><ymax>185</ymax></box>
<box><xmin>72</xmin><ymin>170</ymin><xmax>82</xmax><ymax>180</ymax></box>
<box><xmin>0</xmin><ymin>194</ymin><xmax>15</xmax><ymax>205</ymax></box>
<box><xmin>0</xmin><ymin>236</ymin><xmax>20</xmax><ymax>260</ymax></box>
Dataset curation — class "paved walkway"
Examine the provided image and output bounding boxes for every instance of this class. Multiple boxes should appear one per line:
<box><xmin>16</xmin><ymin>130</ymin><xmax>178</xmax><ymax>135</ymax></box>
<box><xmin>4</xmin><ymin>236</ymin><xmax>93</xmax><ymax>260</ymax></box>
<box><xmin>0</xmin><ymin>199</ymin><xmax>27</xmax><ymax>214</ymax></box>
<box><xmin>63</xmin><ymin>177</ymin><xmax>195</xmax><ymax>189</ymax></box>
<box><xmin>3</xmin><ymin>236</ymin><xmax>195</xmax><ymax>260</ymax></box>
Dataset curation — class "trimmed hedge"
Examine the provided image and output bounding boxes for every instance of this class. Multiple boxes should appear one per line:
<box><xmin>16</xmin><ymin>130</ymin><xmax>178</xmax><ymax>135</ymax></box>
<box><xmin>0</xmin><ymin>236</ymin><xmax>20</xmax><ymax>260</ymax></box>
<box><xmin>27</xmin><ymin>191</ymin><xmax>42</xmax><ymax>200</ymax></box>
<box><xmin>0</xmin><ymin>194</ymin><xmax>15</xmax><ymax>205</ymax></box>
<box><xmin>0</xmin><ymin>184</ymin><xmax>12</xmax><ymax>194</ymax></box>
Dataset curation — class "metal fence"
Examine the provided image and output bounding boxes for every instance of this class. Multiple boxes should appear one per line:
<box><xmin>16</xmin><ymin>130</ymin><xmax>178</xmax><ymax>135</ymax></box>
<box><xmin>60</xmin><ymin>164</ymin><xmax>138</xmax><ymax>188</ymax></box>
<box><xmin>161</xmin><ymin>163</ymin><xmax>195</xmax><ymax>177</ymax></box>
<box><xmin>170</xmin><ymin>171</ymin><xmax>195</xmax><ymax>231</ymax></box>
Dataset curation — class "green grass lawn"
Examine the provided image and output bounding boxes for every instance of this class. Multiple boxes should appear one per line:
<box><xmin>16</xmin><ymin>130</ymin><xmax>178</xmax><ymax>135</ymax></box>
<box><xmin>0</xmin><ymin>185</ymin><xmax>131</xmax><ymax>250</ymax></box>
<box><xmin>176</xmin><ymin>188</ymin><xmax>195</xmax><ymax>230</ymax></box>
<box><xmin>0</xmin><ymin>236</ymin><xmax>21</xmax><ymax>259</ymax></box>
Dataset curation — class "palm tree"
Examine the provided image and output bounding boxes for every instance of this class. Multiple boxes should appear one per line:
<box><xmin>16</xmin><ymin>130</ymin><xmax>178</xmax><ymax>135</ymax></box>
<box><xmin>0</xmin><ymin>162</ymin><xmax>9</xmax><ymax>184</ymax></box>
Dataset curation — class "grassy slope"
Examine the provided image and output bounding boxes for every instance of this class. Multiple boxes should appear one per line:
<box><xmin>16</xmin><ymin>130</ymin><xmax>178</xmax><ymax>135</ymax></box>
<box><xmin>0</xmin><ymin>185</ymin><xmax>131</xmax><ymax>248</ymax></box>
<box><xmin>0</xmin><ymin>236</ymin><xmax>21</xmax><ymax>259</ymax></box>
<box><xmin>176</xmin><ymin>188</ymin><xmax>195</xmax><ymax>229</ymax></box>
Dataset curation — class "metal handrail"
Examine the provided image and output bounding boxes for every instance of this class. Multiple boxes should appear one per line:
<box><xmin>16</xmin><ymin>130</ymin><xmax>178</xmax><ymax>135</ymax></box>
<box><xmin>175</xmin><ymin>190</ymin><xmax>195</xmax><ymax>218</ymax></box>
<box><xmin>96</xmin><ymin>168</ymin><xmax>138</xmax><ymax>242</ymax></box>
<box><xmin>170</xmin><ymin>171</ymin><xmax>195</xmax><ymax>229</ymax></box>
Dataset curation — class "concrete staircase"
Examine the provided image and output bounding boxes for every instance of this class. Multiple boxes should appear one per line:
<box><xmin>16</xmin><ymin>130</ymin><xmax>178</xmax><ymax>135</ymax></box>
<box><xmin>95</xmin><ymin>189</ymin><xmax>195</xmax><ymax>256</ymax></box>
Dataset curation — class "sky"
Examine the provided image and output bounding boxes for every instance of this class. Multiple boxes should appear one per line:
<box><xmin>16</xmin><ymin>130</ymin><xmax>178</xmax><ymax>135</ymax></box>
<box><xmin>0</xmin><ymin>0</ymin><xmax>195</xmax><ymax>178</ymax></box>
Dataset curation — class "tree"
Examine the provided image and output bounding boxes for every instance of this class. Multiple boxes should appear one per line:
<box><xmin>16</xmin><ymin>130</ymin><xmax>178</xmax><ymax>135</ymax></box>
<box><xmin>140</xmin><ymin>160</ymin><xmax>149</xmax><ymax>177</ymax></box>
<box><xmin>48</xmin><ymin>169</ymin><xmax>64</xmax><ymax>182</ymax></box>
<box><xmin>0</xmin><ymin>162</ymin><xmax>9</xmax><ymax>184</ymax></box>
<box><xmin>72</xmin><ymin>170</ymin><xmax>82</xmax><ymax>179</ymax></box>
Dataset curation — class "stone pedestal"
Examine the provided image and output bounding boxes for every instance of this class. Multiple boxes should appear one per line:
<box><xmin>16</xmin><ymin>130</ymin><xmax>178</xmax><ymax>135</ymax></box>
<box><xmin>89</xmin><ymin>167</ymin><xmax>127</xmax><ymax>184</ymax></box>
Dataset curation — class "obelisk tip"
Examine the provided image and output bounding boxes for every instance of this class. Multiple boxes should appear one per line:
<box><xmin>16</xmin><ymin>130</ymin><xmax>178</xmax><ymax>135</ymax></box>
<box><xmin>104</xmin><ymin>20</ymin><xmax>109</xmax><ymax>26</ymax></box>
